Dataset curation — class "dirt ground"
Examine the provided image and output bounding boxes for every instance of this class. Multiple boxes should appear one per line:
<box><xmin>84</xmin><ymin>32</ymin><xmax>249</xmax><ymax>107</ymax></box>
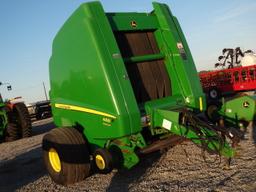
<box><xmin>0</xmin><ymin>118</ymin><xmax>255</xmax><ymax>192</ymax></box>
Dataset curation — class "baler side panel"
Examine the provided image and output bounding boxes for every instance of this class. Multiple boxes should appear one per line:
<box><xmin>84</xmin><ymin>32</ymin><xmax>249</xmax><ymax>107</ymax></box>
<box><xmin>86</xmin><ymin>3</ymin><xmax>141</xmax><ymax>135</ymax></box>
<box><xmin>153</xmin><ymin>29</ymin><xmax>181</xmax><ymax>97</ymax></box>
<box><xmin>172</xmin><ymin>16</ymin><xmax>204</xmax><ymax>98</ymax></box>
<box><xmin>49</xmin><ymin>2</ymin><xmax>141</xmax><ymax>146</ymax></box>
<box><xmin>153</xmin><ymin>3</ymin><xmax>205</xmax><ymax>110</ymax></box>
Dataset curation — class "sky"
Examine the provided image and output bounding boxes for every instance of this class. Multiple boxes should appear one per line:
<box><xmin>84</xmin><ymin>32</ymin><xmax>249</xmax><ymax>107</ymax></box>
<box><xmin>0</xmin><ymin>0</ymin><xmax>255</xmax><ymax>103</ymax></box>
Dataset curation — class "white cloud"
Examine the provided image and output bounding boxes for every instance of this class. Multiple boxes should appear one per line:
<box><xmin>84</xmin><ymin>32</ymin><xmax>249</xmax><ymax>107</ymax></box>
<box><xmin>214</xmin><ymin>2</ymin><xmax>256</xmax><ymax>23</ymax></box>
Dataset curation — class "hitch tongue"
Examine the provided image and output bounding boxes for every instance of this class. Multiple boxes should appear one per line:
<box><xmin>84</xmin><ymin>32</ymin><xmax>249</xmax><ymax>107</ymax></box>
<box><xmin>153</xmin><ymin>108</ymin><xmax>237</xmax><ymax>158</ymax></box>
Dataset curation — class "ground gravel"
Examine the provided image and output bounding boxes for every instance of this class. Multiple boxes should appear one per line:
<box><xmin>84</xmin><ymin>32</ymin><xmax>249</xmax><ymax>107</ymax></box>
<box><xmin>0</xmin><ymin>118</ymin><xmax>255</xmax><ymax>192</ymax></box>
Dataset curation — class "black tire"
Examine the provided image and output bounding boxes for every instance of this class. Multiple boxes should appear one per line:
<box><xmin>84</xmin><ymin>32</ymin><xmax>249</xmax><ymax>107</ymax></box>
<box><xmin>208</xmin><ymin>87</ymin><xmax>220</xmax><ymax>100</ymax></box>
<box><xmin>93</xmin><ymin>148</ymin><xmax>113</xmax><ymax>174</ymax></box>
<box><xmin>206</xmin><ymin>101</ymin><xmax>221</xmax><ymax>122</ymax></box>
<box><xmin>36</xmin><ymin>113</ymin><xmax>42</xmax><ymax>120</ymax></box>
<box><xmin>13</xmin><ymin>103</ymin><xmax>32</xmax><ymax>138</ymax></box>
<box><xmin>42</xmin><ymin>128</ymin><xmax>90</xmax><ymax>185</ymax></box>
<box><xmin>5</xmin><ymin>122</ymin><xmax>19</xmax><ymax>142</ymax></box>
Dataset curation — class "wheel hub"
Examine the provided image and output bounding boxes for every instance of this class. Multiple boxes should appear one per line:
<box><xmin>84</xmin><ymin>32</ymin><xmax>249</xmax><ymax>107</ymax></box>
<box><xmin>49</xmin><ymin>148</ymin><xmax>61</xmax><ymax>172</ymax></box>
<box><xmin>95</xmin><ymin>154</ymin><xmax>105</xmax><ymax>170</ymax></box>
<box><xmin>210</xmin><ymin>90</ymin><xmax>217</xmax><ymax>98</ymax></box>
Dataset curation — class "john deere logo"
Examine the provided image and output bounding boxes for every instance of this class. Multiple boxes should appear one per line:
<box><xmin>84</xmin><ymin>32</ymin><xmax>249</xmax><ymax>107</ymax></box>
<box><xmin>131</xmin><ymin>21</ymin><xmax>137</xmax><ymax>28</ymax></box>
<box><xmin>243</xmin><ymin>101</ymin><xmax>250</xmax><ymax>108</ymax></box>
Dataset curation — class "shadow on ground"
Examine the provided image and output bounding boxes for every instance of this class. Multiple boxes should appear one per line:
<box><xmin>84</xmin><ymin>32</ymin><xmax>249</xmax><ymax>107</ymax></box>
<box><xmin>0</xmin><ymin>147</ymin><xmax>46</xmax><ymax>191</ymax></box>
<box><xmin>106</xmin><ymin>151</ymin><xmax>164</xmax><ymax>192</ymax></box>
<box><xmin>32</xmin><ymin>118</ymin><xmax>55</xmax><ymax>136</ymax></box>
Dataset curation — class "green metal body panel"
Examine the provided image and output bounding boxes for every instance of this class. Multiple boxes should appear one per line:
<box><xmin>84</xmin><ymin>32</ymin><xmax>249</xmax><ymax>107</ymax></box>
<box><xmin>152</xmin><ymin>3</ymin><xmax>205</xmax><ymax>110</ymax></box>
<box><xmin>0</xmin><ymin>102</ymin><xmax>7</xmax><ymax>138</ymax></box>
<box><xmin>50</xmin><ymin>2</ymin><xmax>141</xmax><ymax>148</ymax></box>
<box><xmin>49</xmin><ymin>1</ymin><xmax>234</xmax><ymax>169</ymax></box>
<box><xmin>219</xmin><ymin>96</ymin><xmax>256</xmax><ymax>125</ymax></box>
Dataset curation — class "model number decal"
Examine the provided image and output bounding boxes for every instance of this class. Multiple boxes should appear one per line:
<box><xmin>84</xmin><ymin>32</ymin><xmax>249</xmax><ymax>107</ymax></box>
<box><xmin>162</xmin><ymin>119</ymin><xmax>172</xmax><ymax>130</ymax></box>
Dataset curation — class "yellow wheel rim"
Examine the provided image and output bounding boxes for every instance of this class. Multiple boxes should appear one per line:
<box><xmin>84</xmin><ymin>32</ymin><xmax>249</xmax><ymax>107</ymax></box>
<box><xmin>95</xmin><ymin>154</ymin><xmax>105</xmax><ymax>170</ymax></box>
<box><xmin>49</xmin><ymin>148</ymin><xmax>61</xmax><ymax>172</ymax></box>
